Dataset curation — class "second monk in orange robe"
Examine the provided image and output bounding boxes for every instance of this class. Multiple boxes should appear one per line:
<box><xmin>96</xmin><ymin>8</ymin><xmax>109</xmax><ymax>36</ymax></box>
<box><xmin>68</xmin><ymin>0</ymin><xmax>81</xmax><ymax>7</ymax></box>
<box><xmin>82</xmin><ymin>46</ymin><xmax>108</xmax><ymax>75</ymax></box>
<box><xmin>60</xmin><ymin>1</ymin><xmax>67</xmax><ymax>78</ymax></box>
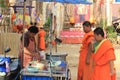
<box><xmin>92</xmin><ymin>27</ymin><xmax>116</xmax><ymax>80</ymax></box>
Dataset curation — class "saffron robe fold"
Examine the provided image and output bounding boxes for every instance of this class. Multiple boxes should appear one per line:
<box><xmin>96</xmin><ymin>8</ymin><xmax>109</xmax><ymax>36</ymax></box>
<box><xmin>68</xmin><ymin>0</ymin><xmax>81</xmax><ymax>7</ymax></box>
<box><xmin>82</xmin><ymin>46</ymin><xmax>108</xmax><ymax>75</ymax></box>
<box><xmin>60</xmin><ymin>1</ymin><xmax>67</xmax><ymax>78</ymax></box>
<box><xmin>77</xmin><ymin>31</ymin><xmax>94</xmax><ymax>80</ymax></box>
<box><xmin>92</xmin><ymin>39</ymin><xmax>116</xmax><ymax>80</ymax></box>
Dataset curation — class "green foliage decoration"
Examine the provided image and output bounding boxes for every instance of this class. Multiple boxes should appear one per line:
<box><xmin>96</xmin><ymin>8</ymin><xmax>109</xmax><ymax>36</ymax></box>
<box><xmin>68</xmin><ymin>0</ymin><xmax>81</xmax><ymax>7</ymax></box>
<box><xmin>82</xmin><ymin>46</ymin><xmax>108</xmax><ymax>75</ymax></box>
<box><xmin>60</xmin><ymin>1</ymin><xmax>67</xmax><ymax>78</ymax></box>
<box><xmin>105</xmin><ymin>26</ymin><xmax>117</xmax><ymax>38</ymax></box>
<box><xmin>0</xmin><ymin>0</ymin><xmax>7</xmax><ymax>8</ymax></box>
<box><xmin>44</xmin><ymin>17</ymin><xmax>51</xmax><ymax>32</ymax></box>
<box><xmin>43</xmin><ymin>17</ymin><xmax>51</xmax><ymax>46</ymax></box>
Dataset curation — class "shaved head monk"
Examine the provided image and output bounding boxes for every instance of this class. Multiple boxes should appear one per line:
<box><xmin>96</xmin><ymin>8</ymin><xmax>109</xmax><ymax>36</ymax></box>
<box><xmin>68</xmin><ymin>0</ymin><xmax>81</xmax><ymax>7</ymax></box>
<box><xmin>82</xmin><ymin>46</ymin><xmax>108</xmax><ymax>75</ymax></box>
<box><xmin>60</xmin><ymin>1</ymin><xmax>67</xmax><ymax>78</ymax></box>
<box><xmin>77</xmin><ymin>21</ymin><xmax>94</xmax><ymax>80</ymax></box>
<box><xmin>91</xmin><ymin>27</ymin><xmax>116</xmax><ymax>80</ymax></box>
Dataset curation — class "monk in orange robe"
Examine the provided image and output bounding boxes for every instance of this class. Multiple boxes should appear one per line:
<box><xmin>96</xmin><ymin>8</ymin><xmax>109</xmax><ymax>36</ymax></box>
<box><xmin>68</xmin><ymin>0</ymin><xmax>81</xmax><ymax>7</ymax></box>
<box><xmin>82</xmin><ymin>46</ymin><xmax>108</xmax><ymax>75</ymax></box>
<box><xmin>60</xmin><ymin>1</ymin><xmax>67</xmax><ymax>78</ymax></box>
<box><xmin>38</xmin><ymin>27</ymin><xmax>46</xmax><ymax>50</ymax></box>
<box><xmin>77</xmin><ymin>21</ymin><xmax>94</xmax><ymax>80</ymax></box>
<box><xmin>38</xmin><ymin>27</ymin><xmax>46</xmax><ymax>59</ymax></box>
<box><xmin>92</xmin><ymin>27</ymin><xmax>116</xmax><ymax>80</ymax></box>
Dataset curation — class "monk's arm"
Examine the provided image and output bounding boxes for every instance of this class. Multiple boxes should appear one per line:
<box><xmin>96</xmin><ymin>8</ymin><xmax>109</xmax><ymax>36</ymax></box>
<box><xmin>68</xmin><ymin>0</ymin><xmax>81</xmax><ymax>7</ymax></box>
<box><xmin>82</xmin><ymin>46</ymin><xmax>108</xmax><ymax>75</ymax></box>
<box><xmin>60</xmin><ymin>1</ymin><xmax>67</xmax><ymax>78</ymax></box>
<box><xmin>110</xmin><ymin>60</ymin><xmax>115</xmax><ymax>75</ymax></box>
<box><xmin>91</xmin><ymin>39</ymin><xmax>95</xmax><ymax>52</ymax></box>
<box><xmin>86</xmin><ymin>43</ymin><xmax>93</xmax><ymax>65</ymax></box>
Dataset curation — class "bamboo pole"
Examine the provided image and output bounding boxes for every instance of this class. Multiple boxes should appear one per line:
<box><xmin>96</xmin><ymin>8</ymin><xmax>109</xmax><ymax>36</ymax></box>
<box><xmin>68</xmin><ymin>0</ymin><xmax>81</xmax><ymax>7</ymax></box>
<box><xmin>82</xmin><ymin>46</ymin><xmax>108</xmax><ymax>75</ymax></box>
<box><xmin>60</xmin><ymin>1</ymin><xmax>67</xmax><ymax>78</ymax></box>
<box><xmin>23</xmin><ymin>0</ymin><xmax>26</xmax><ymax>30</ymax></box>
<box><xmin>21</xmin><ymin>0</ymin><xmax>26</xmax><ymax>69</ymax></box>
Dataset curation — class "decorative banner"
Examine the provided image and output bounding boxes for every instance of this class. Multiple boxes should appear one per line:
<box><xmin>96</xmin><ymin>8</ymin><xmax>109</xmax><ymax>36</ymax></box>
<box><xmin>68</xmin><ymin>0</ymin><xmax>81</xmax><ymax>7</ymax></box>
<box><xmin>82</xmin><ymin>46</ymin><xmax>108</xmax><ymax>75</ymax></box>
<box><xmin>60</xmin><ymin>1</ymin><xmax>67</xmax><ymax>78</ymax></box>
<box><xmin>13</xmin><ymin>14</ymin><xmax>30</xmax><ymax>25</ymax></box>
<box><xmin>74</xmin><ymin>4</ymin><xmax>90</xmax><ymax>23</ymax></box>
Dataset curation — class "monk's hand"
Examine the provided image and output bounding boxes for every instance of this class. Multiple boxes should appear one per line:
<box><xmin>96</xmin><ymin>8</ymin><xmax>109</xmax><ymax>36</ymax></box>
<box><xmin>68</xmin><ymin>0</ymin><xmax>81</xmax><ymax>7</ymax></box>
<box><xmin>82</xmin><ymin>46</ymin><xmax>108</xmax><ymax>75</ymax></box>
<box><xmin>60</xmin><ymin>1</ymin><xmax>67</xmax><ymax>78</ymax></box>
<box><xmin>91</xmin><ymin>39</ymin><xmax>95</xmax><ymax>44</ymax></box>
<box><xmin>110</xmin><ymin>68</ymin><xmax>116</xmax><ymax>75</ymax></box>
<box><xmin>86</xmin><ymin>59</ymin><xmax>90</xmax><ymax>65</ymax></box>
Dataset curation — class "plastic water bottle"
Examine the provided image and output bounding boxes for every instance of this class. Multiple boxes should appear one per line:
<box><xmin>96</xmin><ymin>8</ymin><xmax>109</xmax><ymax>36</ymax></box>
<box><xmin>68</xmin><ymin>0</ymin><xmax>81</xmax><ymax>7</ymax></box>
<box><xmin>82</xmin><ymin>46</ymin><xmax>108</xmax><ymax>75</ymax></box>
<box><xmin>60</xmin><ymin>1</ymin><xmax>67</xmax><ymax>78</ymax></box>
<box><xmin>5</xmin><ymin>61</ymin><xmax>10</xmax><ymax>72</ymax></box>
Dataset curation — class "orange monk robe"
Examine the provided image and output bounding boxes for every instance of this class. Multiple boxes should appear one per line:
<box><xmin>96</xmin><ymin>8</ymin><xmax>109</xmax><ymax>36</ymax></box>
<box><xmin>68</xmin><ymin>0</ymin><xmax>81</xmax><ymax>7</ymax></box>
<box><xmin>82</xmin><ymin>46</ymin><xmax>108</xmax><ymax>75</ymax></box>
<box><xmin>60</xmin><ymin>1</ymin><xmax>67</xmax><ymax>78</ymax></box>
<box><xmin>92</xmin><ymin>40</ymin><xmax>116</xmax><ymax>80</ymax></box>
<box><xmin>38</xmin><ymin>29</ymin><xmax>46</xmax><ymax>50</ymax></box>
<box><xmin>111</xmin><ymin>71</ymin><xmax>116</xmax><ymax>80</ymax></box>
<box><xmin>12</xmin><ymin>14</ymin><xmax>16</xmax><ymax>22</ymax></box>
<box><xmin>77</xmin><ymin>31</ymin><xmax>94</xmax><ymax>80</ymax></box>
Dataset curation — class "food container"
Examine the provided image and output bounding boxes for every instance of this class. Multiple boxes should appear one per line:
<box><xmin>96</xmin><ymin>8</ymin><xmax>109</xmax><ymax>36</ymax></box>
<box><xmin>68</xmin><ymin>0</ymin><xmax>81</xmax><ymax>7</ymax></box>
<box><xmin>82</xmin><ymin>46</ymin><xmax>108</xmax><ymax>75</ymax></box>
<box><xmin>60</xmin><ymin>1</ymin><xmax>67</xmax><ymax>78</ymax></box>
<box><xmin>46</xmin><ymin>53</ymin><xmax>67</xmax><ymax>62</ymax></box>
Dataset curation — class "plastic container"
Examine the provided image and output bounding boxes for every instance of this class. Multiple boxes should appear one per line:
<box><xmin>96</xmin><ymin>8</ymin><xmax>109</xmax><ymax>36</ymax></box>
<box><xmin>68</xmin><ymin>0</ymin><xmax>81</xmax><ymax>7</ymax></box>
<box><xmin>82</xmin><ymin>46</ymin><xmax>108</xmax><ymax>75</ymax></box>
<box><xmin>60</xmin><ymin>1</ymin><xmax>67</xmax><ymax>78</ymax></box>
<box><xmin>46</xmin><ymin>53</ymin><xmax>67</xmax><ymax>62</ymax></box>
<box><xmin>0</xmin><ymin>65</ymin><xmax>6</xmax><ymax>72</ymax></box>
